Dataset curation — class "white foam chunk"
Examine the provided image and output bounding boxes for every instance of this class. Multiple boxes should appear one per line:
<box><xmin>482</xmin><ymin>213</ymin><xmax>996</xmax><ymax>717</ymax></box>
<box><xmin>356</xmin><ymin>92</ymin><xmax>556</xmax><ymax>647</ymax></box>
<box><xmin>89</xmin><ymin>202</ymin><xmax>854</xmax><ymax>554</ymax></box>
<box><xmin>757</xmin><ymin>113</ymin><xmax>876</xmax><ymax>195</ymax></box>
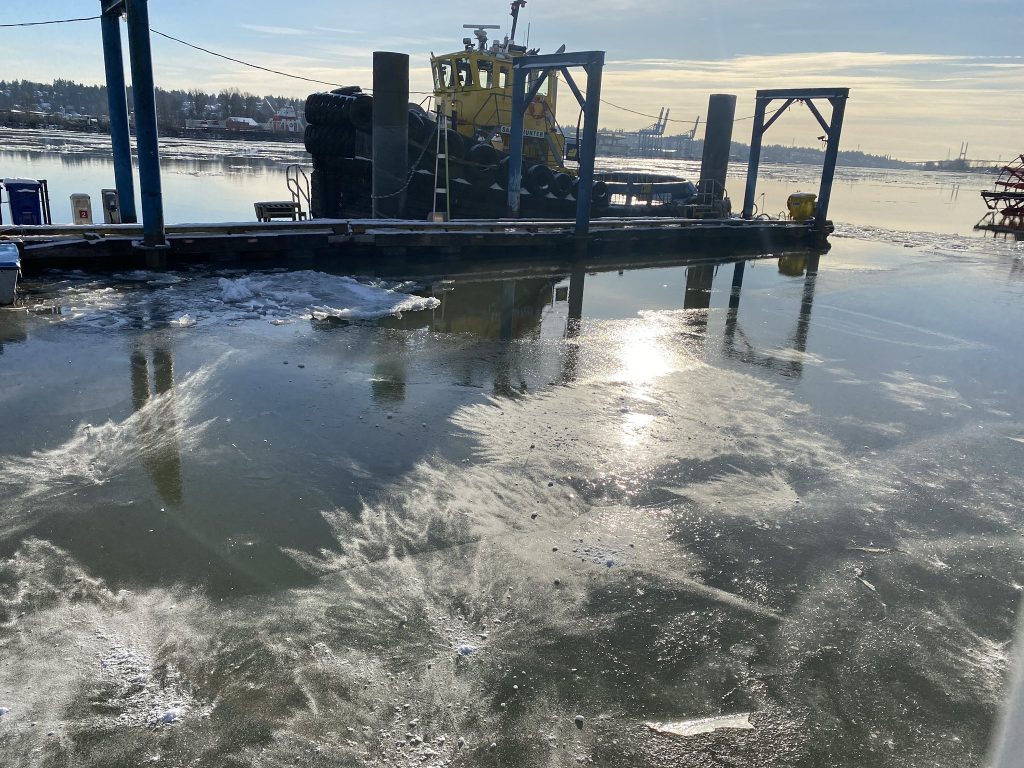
<box><xmin>646</xmin><ymin>713</ymin><xmax>754</xmax><ymax>737</ymax></box>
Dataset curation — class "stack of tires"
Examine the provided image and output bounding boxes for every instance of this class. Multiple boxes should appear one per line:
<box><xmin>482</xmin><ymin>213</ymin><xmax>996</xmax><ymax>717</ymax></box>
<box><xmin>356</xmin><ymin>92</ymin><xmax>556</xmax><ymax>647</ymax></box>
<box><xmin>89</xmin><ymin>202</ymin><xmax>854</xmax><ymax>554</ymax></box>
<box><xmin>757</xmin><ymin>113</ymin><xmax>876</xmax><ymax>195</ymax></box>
<box><xmin>305</xmin><ymin>87</ymin><xmax>373</xmax><ymax>218</ymax></box>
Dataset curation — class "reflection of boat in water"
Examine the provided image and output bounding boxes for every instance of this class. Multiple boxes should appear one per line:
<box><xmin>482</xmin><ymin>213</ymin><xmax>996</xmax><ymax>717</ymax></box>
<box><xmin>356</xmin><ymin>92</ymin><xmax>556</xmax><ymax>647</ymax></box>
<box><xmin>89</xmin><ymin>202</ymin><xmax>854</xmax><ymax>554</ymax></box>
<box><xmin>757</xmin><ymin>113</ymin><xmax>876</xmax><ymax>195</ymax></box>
<box><xmin>304</xmin><ymin>1</ymin><xmax>700</xmax><ymax>220</ymax></box>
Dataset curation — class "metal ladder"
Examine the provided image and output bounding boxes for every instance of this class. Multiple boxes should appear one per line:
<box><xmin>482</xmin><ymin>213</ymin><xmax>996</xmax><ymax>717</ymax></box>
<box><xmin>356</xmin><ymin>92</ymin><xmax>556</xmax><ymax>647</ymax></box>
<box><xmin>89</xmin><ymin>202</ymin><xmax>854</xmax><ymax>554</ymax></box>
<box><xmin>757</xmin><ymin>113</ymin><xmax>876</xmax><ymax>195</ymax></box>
<box><xmin>431</xmin><ymin>107</ymin><xmax>451</xmax><ymax>222</ymax></box>
<box><xmin>286</xmin><ymin>164</ymin><xmax>312</xmax><ymax>220</ymax></box>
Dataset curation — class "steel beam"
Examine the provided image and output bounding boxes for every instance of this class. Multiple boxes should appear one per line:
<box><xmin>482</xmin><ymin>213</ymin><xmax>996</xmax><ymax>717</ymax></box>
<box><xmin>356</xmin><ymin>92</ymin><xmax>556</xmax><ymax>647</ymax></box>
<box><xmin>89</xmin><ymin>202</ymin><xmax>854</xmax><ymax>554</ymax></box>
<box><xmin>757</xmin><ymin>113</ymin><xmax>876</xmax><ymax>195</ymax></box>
<box><xmin>511</xmin><ymin>51</ymin><xmax>604</xmax><ymax>71</ymax></box>
<box><xmin>507</xmin><ymin>50</ymin><xmax>605</xmax><ymax>234</ymax></box>
<box><xmin>100</xmin><ymin>4</ymin><xmax>137</xmax><ymax>224</ymax></box>
<box><xmin>762</xmin><ymin>98</ymin><xmax>795</xmax><ymax>133</ymax></box>
<box><xmin>559</xmin><ymin>68</ymin><xmax>585</xmax><ymax>108</ymax></box>
<box><xmin>507</xmin><ymin>67</ymin><xmax>526</xmax><ymax>216</ymax></box>
<box><xmin>815</xmin><ymin>95</ymin><xmax>847</xmax><ymax>232</ymax></box>
<box><xmin>755</xmin><ymin>87</ymin><xmax>850</xmax><ymax>100</ymax></box>
<box><xmin>575</xmin><ymin>57</ymin><xmax>603</xmax><ymax>237</ymax></box>
<box><xmin>741</xmin><ymin>97</ymin><xmax>768</xmax><ymax>219</ymax></box>
<box><xmin>125</xmin><ymin>0</ymin><xmax>164</xmax><ymax>247</ymax></box>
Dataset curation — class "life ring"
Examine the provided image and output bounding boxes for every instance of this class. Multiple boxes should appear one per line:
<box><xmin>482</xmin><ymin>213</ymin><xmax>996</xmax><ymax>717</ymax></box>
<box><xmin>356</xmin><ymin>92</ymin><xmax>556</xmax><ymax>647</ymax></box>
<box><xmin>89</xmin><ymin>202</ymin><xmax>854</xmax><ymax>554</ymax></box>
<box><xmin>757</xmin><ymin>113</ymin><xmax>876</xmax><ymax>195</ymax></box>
<box><xmin>527</xmin><ymin>97</ymin><xmax>547</xmax><ymax>120</ymax></box>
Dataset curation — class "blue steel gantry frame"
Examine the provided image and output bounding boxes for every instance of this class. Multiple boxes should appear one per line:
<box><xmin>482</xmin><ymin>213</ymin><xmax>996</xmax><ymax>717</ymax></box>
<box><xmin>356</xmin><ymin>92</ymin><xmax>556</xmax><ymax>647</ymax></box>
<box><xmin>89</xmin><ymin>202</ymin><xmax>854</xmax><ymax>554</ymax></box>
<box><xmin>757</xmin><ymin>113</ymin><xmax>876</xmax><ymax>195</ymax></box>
<box><xmin>741</xmin><ymin>88</ymin><xmax>849</xmax><ymax>233</ymax></box>
<box><xmin>507</xmin><ymin>51</ymin><xmax>605</xmax><ymax>237</ymax></box>
<box><xmin>100</xmin><ymin>0</ymin><xmax>165</xmax><ymax>246</ymax></box>
<box><xmin>100</xmin><ymin>1</ymin><xmax>137</xmax><ymax>224</ymax></box>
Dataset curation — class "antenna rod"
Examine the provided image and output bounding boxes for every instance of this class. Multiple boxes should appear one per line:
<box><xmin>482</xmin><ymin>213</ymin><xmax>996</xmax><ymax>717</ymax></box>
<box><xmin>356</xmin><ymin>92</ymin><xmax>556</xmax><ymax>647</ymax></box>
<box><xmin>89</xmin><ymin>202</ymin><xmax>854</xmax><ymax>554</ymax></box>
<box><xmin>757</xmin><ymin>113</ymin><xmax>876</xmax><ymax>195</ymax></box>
<box><xmin>510</xmin><ymin>0</ymin><xmax>526</xmax><ymax>43</ymax></box>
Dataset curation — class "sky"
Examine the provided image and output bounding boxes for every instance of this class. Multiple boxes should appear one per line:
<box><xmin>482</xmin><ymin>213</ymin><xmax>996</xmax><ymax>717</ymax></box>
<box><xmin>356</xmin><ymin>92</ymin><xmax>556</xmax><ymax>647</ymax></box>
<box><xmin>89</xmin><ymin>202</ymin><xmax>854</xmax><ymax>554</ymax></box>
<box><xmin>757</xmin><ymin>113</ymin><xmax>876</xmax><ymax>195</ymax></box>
<box><xmin>2</xmin><ymin>0</ymin><xmax>1023</xmax><ymax>161</ymax></box>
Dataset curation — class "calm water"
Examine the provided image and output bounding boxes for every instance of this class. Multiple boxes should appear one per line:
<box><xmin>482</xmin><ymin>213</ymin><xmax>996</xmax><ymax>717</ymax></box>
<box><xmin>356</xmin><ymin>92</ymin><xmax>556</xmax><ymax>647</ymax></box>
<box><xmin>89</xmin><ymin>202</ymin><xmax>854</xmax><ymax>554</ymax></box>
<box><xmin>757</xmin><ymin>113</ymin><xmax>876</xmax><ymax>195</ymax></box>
<box><xmin>1</xmin><ymin>129</ymin><xmax>1023</xmax><ymax>768</ymax></box>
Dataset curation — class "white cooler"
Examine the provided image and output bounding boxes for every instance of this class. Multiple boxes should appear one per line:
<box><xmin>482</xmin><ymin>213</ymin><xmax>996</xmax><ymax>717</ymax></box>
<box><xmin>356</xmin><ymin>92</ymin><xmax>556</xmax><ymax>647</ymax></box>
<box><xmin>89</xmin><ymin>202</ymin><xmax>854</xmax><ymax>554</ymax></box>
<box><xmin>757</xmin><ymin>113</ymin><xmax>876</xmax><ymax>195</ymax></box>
<box><xmin>0</xmin><ymin>243</ymin><xmax>21</xmax><ymax>305</ymax></box>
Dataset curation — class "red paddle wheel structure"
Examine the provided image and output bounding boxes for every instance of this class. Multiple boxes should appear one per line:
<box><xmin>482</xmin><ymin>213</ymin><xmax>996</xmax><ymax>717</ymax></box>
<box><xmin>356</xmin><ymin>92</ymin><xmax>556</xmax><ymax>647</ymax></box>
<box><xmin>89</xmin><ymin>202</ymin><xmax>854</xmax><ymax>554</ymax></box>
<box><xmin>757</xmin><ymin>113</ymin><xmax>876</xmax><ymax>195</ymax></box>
<box><xmin>976</xmin><ymin>154</ymin><xmax>1024</xmax><ymax>238</ymax></box>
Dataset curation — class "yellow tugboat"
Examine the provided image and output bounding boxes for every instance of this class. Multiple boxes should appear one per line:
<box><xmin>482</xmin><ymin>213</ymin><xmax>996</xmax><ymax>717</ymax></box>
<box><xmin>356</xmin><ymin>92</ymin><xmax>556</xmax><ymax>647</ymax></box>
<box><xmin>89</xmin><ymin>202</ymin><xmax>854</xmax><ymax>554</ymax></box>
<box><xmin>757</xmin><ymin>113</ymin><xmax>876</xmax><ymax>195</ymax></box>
<box><xmin>431</xmin><ymin>0</ymin><xmax>567</xmax><ymax>171</ymax></box>
<box><xmin>302</xmin><ymin>1</ymin><xmax>697</xmax><ymax>220</ymax></box>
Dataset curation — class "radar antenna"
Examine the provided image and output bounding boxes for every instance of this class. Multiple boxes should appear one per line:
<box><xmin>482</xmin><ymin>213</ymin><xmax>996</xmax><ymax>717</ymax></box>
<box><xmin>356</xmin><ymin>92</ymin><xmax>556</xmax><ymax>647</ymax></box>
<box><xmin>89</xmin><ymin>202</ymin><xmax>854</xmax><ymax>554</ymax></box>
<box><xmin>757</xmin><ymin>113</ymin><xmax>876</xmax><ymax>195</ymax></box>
<box><xmin>463</xmin><ymin>23</ymin><xmax>501</xmax><ymax>50</ymax></box>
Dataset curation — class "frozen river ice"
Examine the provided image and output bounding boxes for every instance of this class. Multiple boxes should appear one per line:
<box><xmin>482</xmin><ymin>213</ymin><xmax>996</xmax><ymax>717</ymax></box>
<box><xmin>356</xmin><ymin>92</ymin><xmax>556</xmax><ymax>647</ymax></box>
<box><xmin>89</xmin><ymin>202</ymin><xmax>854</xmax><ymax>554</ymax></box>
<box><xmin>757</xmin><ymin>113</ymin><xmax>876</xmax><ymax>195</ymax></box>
<box><xmin>0</xmin><ymin>129</ymin><xmax>1022</xmax><ymax>767</ymax></box>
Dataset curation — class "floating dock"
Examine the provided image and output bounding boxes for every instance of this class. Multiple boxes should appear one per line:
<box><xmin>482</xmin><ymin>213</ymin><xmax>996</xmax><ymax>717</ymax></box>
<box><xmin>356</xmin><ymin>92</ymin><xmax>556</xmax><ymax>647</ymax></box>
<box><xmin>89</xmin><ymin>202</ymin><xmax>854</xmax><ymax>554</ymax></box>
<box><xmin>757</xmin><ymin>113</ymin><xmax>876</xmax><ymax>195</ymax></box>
<box><xmin>2</xmin><ymin>216</ymin><xmax>830</xmax><ymax>273</ymax></box>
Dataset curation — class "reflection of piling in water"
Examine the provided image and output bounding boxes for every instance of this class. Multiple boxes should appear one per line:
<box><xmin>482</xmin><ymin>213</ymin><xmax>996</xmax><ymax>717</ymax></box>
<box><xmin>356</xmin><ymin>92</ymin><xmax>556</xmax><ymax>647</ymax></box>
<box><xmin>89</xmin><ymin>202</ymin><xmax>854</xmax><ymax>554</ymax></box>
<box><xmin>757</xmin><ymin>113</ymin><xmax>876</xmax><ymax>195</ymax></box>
<box><xmin>560</xmin><ymin>265</ymin><xmax>586</xmax><ymax>384</ymax></box>
<box><xmin>722</xmin><ymin>257</ymin><xmax>820</xmax><ymax>379</ymax></box>
<box><xmin>684</xmin><ymin>264</ymin><xmax>715</xmax><ymax>311</ymax></box>
<box><xmin>567</xmin><ymin>265</ymin><xmax>585</xmax><ymax>330</ymax></box>
<box><xmin>500</xmin><ymin>280</ymin><xmax>516</xmax><ymax>341</ymax></box>
<box><xmin>371</xmin><ymin>336</ymin><xmax>409</xmax><ymax>404</ymax></box>
<box><xmin>729</xmin><ymin>261</ymin><xmax>746</xmax><ymax>310</ymax></box>
<box><xmin>130</xmin><ymin>343</ymin><xmax>183</xmax><ymax>505</ymax></box>
<box><xmin>794</xmin><ymin>270</ymin><xmax>817</xmax><ymax>359</ymax></box>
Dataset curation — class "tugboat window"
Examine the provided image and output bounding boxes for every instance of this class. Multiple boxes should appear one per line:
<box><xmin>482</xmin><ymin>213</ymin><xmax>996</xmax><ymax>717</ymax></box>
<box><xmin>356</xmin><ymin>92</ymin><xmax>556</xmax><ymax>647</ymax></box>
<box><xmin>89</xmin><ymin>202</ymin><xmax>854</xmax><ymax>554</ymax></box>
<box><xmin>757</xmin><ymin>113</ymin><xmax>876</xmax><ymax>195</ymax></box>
<box><xmin>478</xmin><ymin>60</ymin><xmax>495</xmax><ymax>89</ymax></box>
<box><xmin>498</xmin><ymin>66</ymin><xmax>510</xmax><ymax>90</ymax></box>
<box><xmin>436</xmin><ymin>61</ymin><xmax>455</xmax><ymax>90</ymax></box>
<box><xmin>456</xmin><ymin>57</ymin><xmax>474</xmax><ymax>88</ymax></box>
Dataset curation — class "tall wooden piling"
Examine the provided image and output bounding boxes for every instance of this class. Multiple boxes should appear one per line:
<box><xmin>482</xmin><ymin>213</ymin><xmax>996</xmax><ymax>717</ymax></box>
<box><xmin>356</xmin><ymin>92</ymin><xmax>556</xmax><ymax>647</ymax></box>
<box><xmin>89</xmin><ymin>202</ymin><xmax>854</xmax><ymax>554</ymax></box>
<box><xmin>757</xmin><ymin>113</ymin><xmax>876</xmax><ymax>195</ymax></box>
<box><xmin>372</xmin><ymin>52</ymin><xmax>410</xmax><ymax>219</ymax></box>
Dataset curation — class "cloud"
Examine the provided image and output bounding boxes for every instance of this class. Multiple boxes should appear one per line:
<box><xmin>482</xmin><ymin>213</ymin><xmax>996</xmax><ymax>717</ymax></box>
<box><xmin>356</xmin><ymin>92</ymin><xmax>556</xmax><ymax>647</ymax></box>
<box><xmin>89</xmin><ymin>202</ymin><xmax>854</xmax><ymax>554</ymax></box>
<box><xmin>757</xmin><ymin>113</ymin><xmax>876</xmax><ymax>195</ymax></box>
<box><xmin>239</xmin><ymin>24</ymin><xmax>308</xmax><ymax>36</ymax></box>
<box><xmin>588</xmin><ymin>51</ymin><xmax>1024</xmax><ymax>160</ymax></box>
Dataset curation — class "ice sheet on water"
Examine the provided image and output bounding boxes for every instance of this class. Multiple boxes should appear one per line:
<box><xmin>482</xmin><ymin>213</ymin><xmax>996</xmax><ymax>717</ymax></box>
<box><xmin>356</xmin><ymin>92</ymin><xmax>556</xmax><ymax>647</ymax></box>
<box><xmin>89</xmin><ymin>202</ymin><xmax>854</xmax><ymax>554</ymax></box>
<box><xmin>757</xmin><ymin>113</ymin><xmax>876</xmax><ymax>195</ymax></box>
<box><xmin>216</xmin><ymin>271</ymin><xmax>440</xmax><ymax>320</ymax></box>
<box><xmin>27</xmin><ymin>270</ymin><xmax>439</xmax><ymax>329</ymax></box>
<box><xmin>218</xmin><ymin>276</ymin><xmax>266</xmax><ymax>303</ymax></box>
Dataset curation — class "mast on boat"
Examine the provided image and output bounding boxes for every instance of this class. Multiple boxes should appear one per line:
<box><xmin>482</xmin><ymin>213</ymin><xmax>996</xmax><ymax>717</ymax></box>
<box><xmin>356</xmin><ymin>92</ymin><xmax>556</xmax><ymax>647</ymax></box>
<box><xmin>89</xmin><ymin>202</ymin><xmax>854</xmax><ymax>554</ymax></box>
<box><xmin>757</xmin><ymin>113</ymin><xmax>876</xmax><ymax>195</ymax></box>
<box><xmin>509</xmin><ymin>0</ymin><xmax>527</xmax><ymax>45</ymax></box>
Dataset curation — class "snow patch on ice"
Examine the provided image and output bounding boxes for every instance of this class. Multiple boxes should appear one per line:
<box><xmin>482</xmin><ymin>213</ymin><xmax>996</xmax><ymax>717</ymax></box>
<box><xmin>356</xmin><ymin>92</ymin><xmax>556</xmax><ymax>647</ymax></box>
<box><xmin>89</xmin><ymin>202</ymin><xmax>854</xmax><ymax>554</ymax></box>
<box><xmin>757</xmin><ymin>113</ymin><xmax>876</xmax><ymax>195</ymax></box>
<box><xmin>647</xmin><ymin>712</ymin><xmax>754</xmax><ymax>737</ymax></box>
<box><xmin>29</xmin><ymin>270</ymin><xmax>438</xmax><ymax>330</ymax></box>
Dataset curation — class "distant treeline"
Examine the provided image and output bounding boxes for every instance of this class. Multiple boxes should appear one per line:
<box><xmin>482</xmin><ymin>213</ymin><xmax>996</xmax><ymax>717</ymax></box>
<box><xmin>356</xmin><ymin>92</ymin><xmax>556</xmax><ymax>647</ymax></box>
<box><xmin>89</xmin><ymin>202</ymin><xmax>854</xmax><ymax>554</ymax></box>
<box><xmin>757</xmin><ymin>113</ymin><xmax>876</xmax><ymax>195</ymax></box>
<box><xmin>692</xmin><ymin>139</ymin><xmax>909</xmax><ymax>169</ymax></box>
<box><xmin>0</xmin><ymin>78</ymin><xmax>304</xmax><ymax>130</ymax></box>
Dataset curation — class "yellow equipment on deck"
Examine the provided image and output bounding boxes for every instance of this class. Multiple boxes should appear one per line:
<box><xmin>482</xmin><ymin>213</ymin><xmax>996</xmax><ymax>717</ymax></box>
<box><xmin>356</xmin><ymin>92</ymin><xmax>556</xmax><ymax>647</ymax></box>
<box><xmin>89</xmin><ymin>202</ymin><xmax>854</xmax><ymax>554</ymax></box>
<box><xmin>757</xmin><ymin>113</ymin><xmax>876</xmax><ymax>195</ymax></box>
<box><xmin>787</xmin><ymin>192</ymin><xmax>817</xmax><ymax>221</ymax></box>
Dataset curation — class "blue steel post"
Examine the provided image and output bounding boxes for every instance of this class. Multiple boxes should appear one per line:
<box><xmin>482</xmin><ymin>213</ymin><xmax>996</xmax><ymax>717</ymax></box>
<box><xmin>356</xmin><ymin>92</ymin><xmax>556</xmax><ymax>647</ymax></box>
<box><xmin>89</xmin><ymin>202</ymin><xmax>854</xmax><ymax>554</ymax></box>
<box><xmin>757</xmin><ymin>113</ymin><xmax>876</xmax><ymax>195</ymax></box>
<box><xmin>100</xmin><ymin>4</ymin><xmax>137</xmax><ymax>224</ymax></box>
<box><xmin>507</xmin><ymin>68</ymin><xmax>526</xmax><ymax>217</ymax></box>
<box><xmin>575</xmin><ymin>54</ymin><xmax>603</xmax><ymax>237</ymax></box>
<box><xmin>741</xmin><ymin>97</ymin><xmax>768</xmax><ymax>219</ymax></box>
<box><xmin>125</xmin><ymin>0</ymin><xmax>165</xmax><ymax>247</ymax></box>
<box><xmin>815</xmin><ymin>95</ymin><xmax>847</xmax><ymax>234</ymax></box>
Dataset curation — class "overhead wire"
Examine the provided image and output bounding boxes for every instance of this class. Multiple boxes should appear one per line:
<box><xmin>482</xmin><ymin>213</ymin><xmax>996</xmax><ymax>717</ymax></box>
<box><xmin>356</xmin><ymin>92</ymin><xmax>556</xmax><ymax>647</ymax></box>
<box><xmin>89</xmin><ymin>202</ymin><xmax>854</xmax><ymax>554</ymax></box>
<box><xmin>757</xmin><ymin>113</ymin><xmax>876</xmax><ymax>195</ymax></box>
<box><xmin>151</xmin><ymin>29</ymin><xmax>441</xmax><ymax>95</ymax></box>
<box><xmin>0</xmin><ymin>16</ymin><xmax>100</xmax><ymax>27</ymax></box>
<box><xmin>600</xmin><ymin>97</ymin><xmax>757</xmax><ymax>124</ymax></box>
<box><xmin>149</xmin><ymin>28</ymin><xmax>351</xmax><ymax>89</ymax></box>
<box><xmin>4</xmin><ymin>18</ymin><xmax>759</xmax><ymax>120</ymax></box>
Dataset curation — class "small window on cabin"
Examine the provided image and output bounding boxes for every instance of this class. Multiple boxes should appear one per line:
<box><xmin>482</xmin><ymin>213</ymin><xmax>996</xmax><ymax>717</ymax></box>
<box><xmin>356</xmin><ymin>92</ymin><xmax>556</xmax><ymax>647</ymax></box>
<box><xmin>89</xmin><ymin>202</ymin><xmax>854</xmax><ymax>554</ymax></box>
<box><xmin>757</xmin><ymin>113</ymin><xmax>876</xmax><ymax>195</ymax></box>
<box><xmin>437</xmin><ymin>61</ymin><xmax>455</xmax><ymax>89</ymax></box>
<box><xmin>478</xmin><ymin>60</ymin><xmax>494</xmax><ymax>89</ymax></box>
<box><xmin>456</xmin><ymin>57</ymin><xmax>474</xmax><ymax>88</ymax></box>
<box><xmin>498</xmin><ymin>67</ymin><xmax>510</xmax><ymax>89</ymax></box>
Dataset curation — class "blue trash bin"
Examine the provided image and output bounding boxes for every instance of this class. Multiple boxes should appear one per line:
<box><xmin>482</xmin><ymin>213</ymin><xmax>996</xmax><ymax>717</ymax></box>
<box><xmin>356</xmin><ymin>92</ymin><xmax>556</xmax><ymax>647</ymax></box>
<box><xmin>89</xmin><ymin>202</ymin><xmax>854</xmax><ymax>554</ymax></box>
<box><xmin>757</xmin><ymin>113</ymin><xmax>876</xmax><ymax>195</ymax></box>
<box><xmin>3</xmin><ymin>179</ymin><xmax>43</xmax><ymax>226</ymax></box>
